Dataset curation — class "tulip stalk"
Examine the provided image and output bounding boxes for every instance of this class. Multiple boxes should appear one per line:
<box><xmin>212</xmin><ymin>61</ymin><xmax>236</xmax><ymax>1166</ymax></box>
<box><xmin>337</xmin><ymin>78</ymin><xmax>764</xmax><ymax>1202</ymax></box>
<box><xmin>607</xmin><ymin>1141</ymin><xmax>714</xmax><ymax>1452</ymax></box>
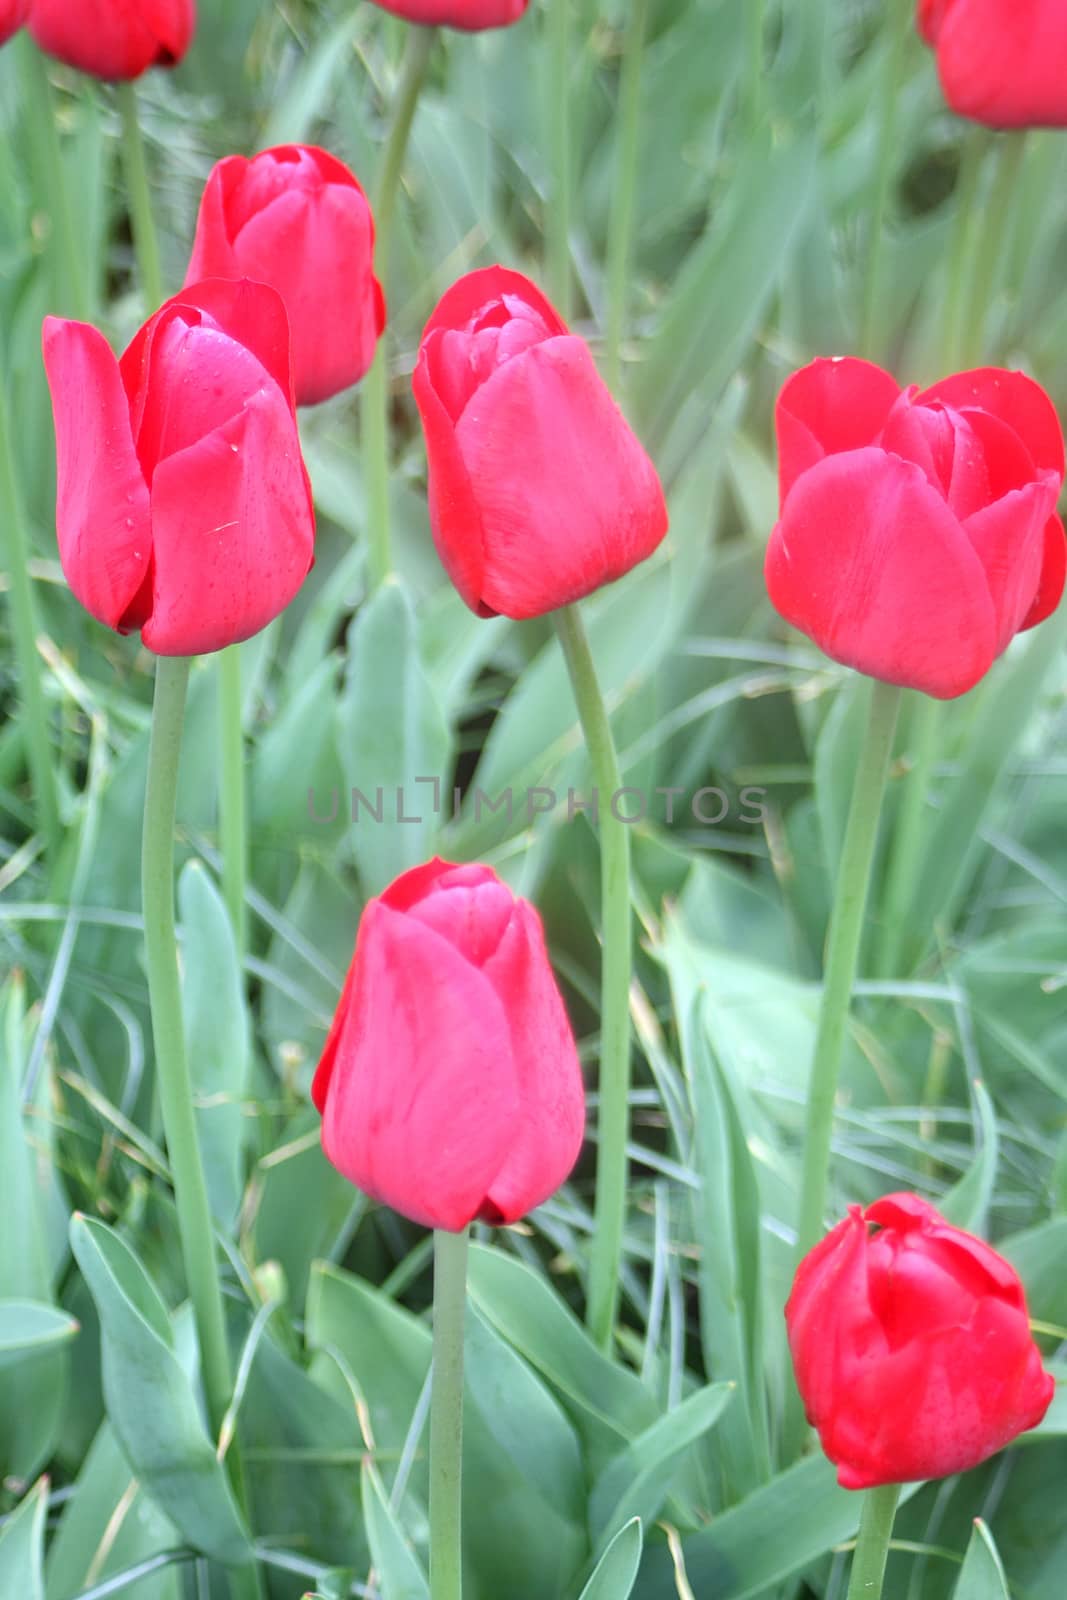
<box><xmin>363</xmin><ymin>24</ymin><xmax>438</xmax><ymax>591</ymax></box>
<box><xmin>859</xmin><ymin>0</ymin><xmax>912</xmax><ymax>360</ymax></box>
<box><xmin>143</xmin><ymin>657</ymin><xmax>262</xmax><ymax>1600</ymax></box>
<box><xmin>20</xmin><ymin>37</ymin><xmax>91</xmax><ymax>321</ymax></box>
<box><xmin>874</xmin><ymin>693</ymin><xmax>940</xmax><ymax>977</ymax></box>
<box><xmin>430</xmin><ymin>1226</ymin><xmax>470</xmax><ymax>1600</ymax></box>
<box><xmin>0</xmin><ymin>377</ymin><xmax>61</xmax><ymax>855</ymax></box>
<box><xmin>604</xmin><ymin>0</ymin><xmax>651</xmax><ymax>396</ymax></box>
<box><xmin>218</xmin><ymin>647</ymin><xmax>248</xmax><ymax>965</ymax></box>
<box><xmin>547</xmin><ymin>0</ymin><xmax>572</xmax><ymax>318</ymax></box>
<box><xmin>553</xmin><ymin>605</ymin><xmax>632</xmax><ymax>1351</ymax></box>
<box><xmin>117</xmin><ymin>82</ymin><xmax>165</xmax><ymax>310</ymax></box>
<box><xmin>793</xmin><ymin>679</ymin><xmax>902</xmax><ymax>1259</ymax></box>
<box><xmin>846</xmin><ymin>1485</ymin><xmax>901</xmax><ymax>1600</ymax></box>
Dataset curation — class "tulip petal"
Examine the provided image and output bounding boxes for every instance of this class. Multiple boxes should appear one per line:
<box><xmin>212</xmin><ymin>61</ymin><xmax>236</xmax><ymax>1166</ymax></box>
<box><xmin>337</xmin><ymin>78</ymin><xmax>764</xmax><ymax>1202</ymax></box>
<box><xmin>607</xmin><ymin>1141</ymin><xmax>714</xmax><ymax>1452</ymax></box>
<box><xmin>29</xmin><ymin>0</ymin><xmax>194</xmax><ymax>78</ymax></box>
<box><xmin>419</xmin><ymin>264</ymin><xmax>567</xmax><ymax>347</ymax></box>
<box><xmin>765</xmin><ymin>447</ymin><xmax>998</xmax><ymax>698</ymax></box>
<box><xmin>319</xmin><ymin>903</ymin><xmax>520</xmax><ymax>1232</ymax></box>
<box><xmin>184</xmin><ymin>158</ymin><xmax>243</xmax><ymax>283</ymax></box>
<box><xmin>226</xmin><ymin>185</ymin><xmax>381</xmax><ymax>404</ymax></box>
<box><xmin>141</xmin><ymin>388</ymin><xmax>314</xmax><ymax>654</ymax></box>
<box><xmin>1021</xmin><ymin>514</ymin><xmax>1066</xmax><ymax>631</ymax></box>
<box><xmin>412</xmin><ymin>336</ymin><xmax>491</xmax><ymax>614</ymax></box>
<box><xmin>919</xmin><ymin>368</ymin><xmax>1066</xmax><ymax>478</ymax></box>
<box><xmin>479</xmin><ymin>902</ymin><xmax>585</xmax><ymax>1222</ymax></box>
<box><xmin>927</xmin><ymin>0</ymin><xmax>1067</xmax><ymax>127</ymax></box>
<box><xmin>962</xmin><ymin>473</ymin><xmax>1058</xmax><ymax>651</ymax></box>
<box><xmin>42</xmin><ymin>317</ymin><xmax>152</xmax><ymax>633</ymax></box>
<box><xmin>776</xmin><ymin>357</ymin><xmax>901</xmax><ymax>506</ymax></box>
<box><xmin>453</xmin><ymin>337</ymin><xmax>668</xmax><ymax>618</ymax></box>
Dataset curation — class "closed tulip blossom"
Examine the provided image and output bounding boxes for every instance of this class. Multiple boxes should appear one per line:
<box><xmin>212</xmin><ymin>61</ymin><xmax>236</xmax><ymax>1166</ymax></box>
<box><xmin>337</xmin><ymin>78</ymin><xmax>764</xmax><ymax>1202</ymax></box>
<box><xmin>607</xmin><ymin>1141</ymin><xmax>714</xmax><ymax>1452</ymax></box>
<box><xmin>186</xmin><ymin>145</ymin><xmax>384</xmax><ymax>407</ymax></box>
<box><xmin>42</xmin><ymin>278</ymin><xmax>315</xmax><ymax>656</ymax></box>
<box><xmin>1</xmin><ymin>0</ymin><xmax>28</xmax><ymax>46</ymax></box>
<box><xmin>413</xmin><ymin>267</ymin><xmax>668</xmax><ymax>618</ymax></box>
<box><xmin>367</xmin><ymin>0</ymin><xmax>528</xmax><ymax>29</ymax></box>
<box><xmin>312</xmin><ymin>859</ymin><xmax>586</xmax><ymax>1231</ymax></box>
<box><xmin>918</xmin><ymin>0</ymin><xmax>1067</xmax><ymax>128</ymax></box>
<box><xmin>765</xmin><ymin>357</ymin><xmax>1066</xmax><ymax>698</ymax></box>
<box><xmin>786</xmin><ymin>1193</ymin><xmax>1054</xmax><ymax>1489</ymax></box>
<box><xmin>28</xmin><ymin>0</ymin><xmax>195</xmax><ymax>79</ymax></box>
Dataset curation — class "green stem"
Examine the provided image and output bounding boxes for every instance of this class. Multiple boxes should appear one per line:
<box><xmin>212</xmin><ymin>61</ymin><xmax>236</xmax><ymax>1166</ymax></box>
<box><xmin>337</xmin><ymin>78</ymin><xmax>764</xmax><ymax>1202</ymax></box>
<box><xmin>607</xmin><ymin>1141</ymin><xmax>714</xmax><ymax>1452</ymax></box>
<box><xmin>859</xmin><ymin>0</ymin><xmax>911</xmax><ymax>359</ymax></box>
<box><xmin>604</xmin><ymin>0</ymin><xmax>651</xmax><ymax>395</ymax></box>
<box><xmin>142</xmin><ymin>658</ymin><xmax>262</xmax><ymax>1600</ymax></box>
<box><xmin>938</xmin><ymin>131</ymin><xmax>990</xmax><ymax>375</ymax></box>
<box><xmin>20</xmin><ymin>37</ymin><xmax>91</xmax><ymax>320</ymax></box>
<box><xmin>429</xmin><ymin>1227</ymin><xmax>469</xmax><ymax>1600</ymax></box>
<box><xmin>554</xmin><ymin>606</ymin><xmax>632</xmax><ymax>1351</ymax></box>
<box><xmin>846</xmin><ymin>1484</ymin><xmax>901</xmax><ymax>1600</ymax></box>
<box><xmin>0</xmin><ymin>377</ymin><xmax>60</xmax><ymax>854</ymax></box>
<box><xmin>795</xmin><ymin>679</ymin><xmax>902</xmax><ymax>1262</ymax></box>
<box><xmin>117</xmin><ymin>81</ymin><xmax>164</xmax><ymax>310</ymax></box>
<box><xmin>217</xmin><ymin>647</ymin><xmax>248</xmax><ymax>967</ymax></box>
<box><xmin>873</xmin><ymin>693</ymin><xmax>939</xmax><ymax>977</ymax></box>
<box><xmin>362</xmin><ymin>24</ymin><xmax>438</xmax><ymax>591</ymax></box>
<box><xmin>958</xmin><ymin>131</ymin><xmax>1028</xmax><ymax>368</ymax></box>
<box><xmin>547</xmin><ymin>0</ymin><xmax>572</xmax><ymax>317</ymax></box>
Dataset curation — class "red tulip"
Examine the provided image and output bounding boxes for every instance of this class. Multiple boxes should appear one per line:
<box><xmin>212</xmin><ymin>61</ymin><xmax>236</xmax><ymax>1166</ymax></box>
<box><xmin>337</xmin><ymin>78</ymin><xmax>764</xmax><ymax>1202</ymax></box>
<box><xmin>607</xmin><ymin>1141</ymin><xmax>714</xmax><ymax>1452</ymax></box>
<box><xmin>312</xmin><ymin>859</ymin><xmax>586</xmax><ymax>1232</ymax></box>
<box><xmin>412</xmin><ymin>267</ymin><xmax>668</xmax><ymax>618</ymax></box>
<box><xmin>765</xmin><ymin>357</ymin><xmax>1066</xmax><ymax>698</ymax></box>
<box><xmin>186</xmin><ymin>145</ymin><xmax>384</xmax><ymax>407</ymax></box>
<box><xmin>787</xmin><ymin>1194</ymin><xmax>1054</xmax><ymax>1489</ymax></box>
<box><xmin>367</xmin><ymin>0</ymin><xmax>528</xmax><ymax>29</ymax></box>
<box><xmin>918</xmin><ymin>0</ymin><xmax>1067</xmax><ymax>127</ymax></box>
<box><xmin>42</xmin><ymin>278</ymin><xmax>315</xmax><ymax>656</ymax></box>
<box><xmin>0</xmin><ymin>0</ymin><xmax>29</xmax><ymax>46</ymax></box>
<box><xmin>28</xmin><ymin>0</ymin><xmax>195</xmax><ymax>80</ymax></box>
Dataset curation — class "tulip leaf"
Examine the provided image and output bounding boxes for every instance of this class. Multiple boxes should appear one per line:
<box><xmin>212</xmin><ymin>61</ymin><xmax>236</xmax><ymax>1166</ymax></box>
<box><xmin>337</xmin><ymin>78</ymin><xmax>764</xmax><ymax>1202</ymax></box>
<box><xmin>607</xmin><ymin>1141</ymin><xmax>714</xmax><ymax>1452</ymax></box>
<box><xmin>44</xmin><ymin>1422</ymin><xmax>183</xmax><ymax>1600</ymax></box>
<box><xmin>360</xmin><ymin>1460</ymin><xmax>430</xmax><ymax>1600</ymax></box>
<box><xmin>952</xmin><ymin>1520</ymin><xmax>1010</xmax><ymax>1599</ymax></box>
<box><xmin>938</xmin><ymin>1080</ymin><xmax>999</xmax><ymax>1235</ymax></box>
<box><xmin>178</xmin><ymin>861</ymin><xmax>249</xmax><ymax>1227</ymax></box>
<box><xmin>307</xmin><ymin>1263</ymin><xmax>586</xmax><ymax>1599</ymax></box>
<box><xmin>465</xmin><ymin>1245</ymin><xmax>658</xmax><ymax>1448</ymax></box>
<box><xmin>0</xmin><ymin>1477</ymin><xmax>47</xmax><ymax>1600</ymax></box>
<box><xmin>68</xmin><ymin>1215</ymin><xmax>252</xmax><ymax>1568</ymax></box>
<box><xmin>588</xmin><ymin>1382</ymin><xmax>733</xmax><ymax>1555</ymax></box>
<box><xmin>336</xmin><ymin>577</ymin><xmax>451</xmax><ymax>897</ymax></box>
<box><xmin>902</xmin><ymin>603</ymin><xmax>1067</xmax><ymax>965</ymax></box>
<box><xmin>576</xmin><ymin>1518</ymin><xmax>643</xmax><ymax>1600</ymax></box>
<box><xmin>0</xmin><ymin>1301</ymin><xmax>79</xmax><ymax>1368</ymax></box>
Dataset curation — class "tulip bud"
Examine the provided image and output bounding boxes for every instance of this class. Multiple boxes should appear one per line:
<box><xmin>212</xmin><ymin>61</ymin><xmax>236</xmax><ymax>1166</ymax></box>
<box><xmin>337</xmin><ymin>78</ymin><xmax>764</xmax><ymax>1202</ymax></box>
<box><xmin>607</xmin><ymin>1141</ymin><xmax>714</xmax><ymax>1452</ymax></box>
<box><xmin>42</xmin><ymin>278</ymin><xmax>315</xmax><ymax>656</ymax></box>
<box><xmin>786</xmin><ymin>1193</ymin><xmax>1054</xmax><ymax>1489</ymax></box>
<box><xmin>29</xmin><ymin>0</ymin><xmax>195</xmax><ymax>80</ymax></box>
<box><xmin>918</xmin><ymin>0</ymin><xmax>1067</xmax><ymax>128</ymax></box>
<box><xmin>186</xmin><ymin>145</ymin><xmax>385</xmax><ymax>407</ymax></box>
<box><xmin>765</xmin><ymin>357</ymin><xmax>1066</xmax><ymax>698</ymax></box>
<box><xmin>413</xmin><ymin>266</ymin><xmax>668</xmax><ymax>618</ymax></box>
<box><xmin>312</xmin><ymin>859</ymin><xmax>586</xmax><ymax>1231</ymax></box>
<box><xmin>0</xmin><ymin>0</ymin><xmax>29</xmax><ymax>47</ymax></box>
<box><xmin>367</xmin><ymin>0</ymin><xmax>528</xmax><ymax>29</ymax></box>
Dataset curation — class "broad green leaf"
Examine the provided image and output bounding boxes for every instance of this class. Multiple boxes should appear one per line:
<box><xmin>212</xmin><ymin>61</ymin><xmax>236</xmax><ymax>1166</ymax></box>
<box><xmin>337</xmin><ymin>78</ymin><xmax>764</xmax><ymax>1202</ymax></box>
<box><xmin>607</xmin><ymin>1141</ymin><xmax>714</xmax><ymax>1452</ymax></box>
<box><xmin>361</xmin><ymin>1460</ymin><xmax>430</xmax><ymax>1600</ymax></box>
<box><xmin>307</xmin><ymin>1264</ymin><xmax>587</xmax><ymax>1600</ymax></box>
<box><xmin>465</xmin><ymin>1246</ymin><xmax>657</xmax><ymax>1447</ymax></box>
<box><xmin>69</xmin><ymin>1216</ymin><xmax>251</xmax><ymax>1568</ymax></box>
<box><xmin>0</xmin><ymin>1301</ymin><xmax>79</xmax><ymax>1368</ymax></box>
<box><xmin>45</xmin><ymin>1423</ymin><xmax>183</xmax><ymax>1600</ymax></box>
<box><xmin>178</xmin><ymin>861</ymin><xmax>249</xmax><ymax>1226</ymax></box>
<box><xmin>576</xmin><ymin>1518</ymin><xmax>642</xmax><ymax>1600</ymax></box>
<box><xmin>0</xmin><ymin>1477</ymin><xmax>47</xmax><ymax>1600</ymax></box>
<box><xmin>952</xmin><ymin>1520</ymin><xmax>1010</xmax><ymax>1599</ymax></box>
<box><xmin>336</xmin><ymin>578</ymin><xmax>450</xmax><ymax>896</ymax></box>
<box><xmin>939</xmin><ymin>1081</ymin><xmax>998</xmax><ymax>1234</ymax></box>
<box><xmin>588</xmin><ymin>1383</ymin><xmax>733</xmax><ymax>1553</ymax></box>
